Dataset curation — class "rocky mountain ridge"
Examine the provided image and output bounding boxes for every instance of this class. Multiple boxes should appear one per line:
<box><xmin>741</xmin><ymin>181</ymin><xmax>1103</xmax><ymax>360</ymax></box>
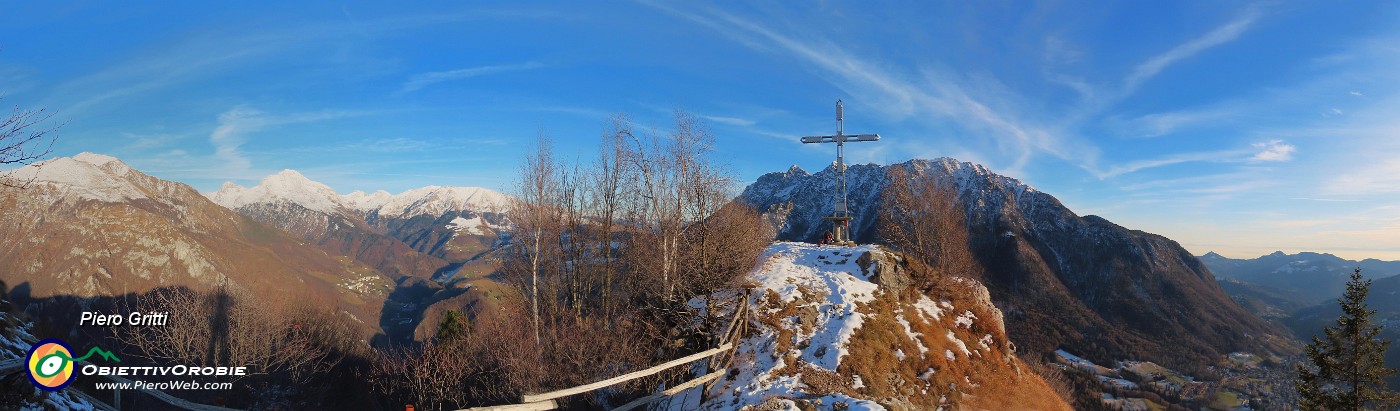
<box><xmin>740</xmin><ymin>157</ymin><xmax>1287</xmax><ymax>374</ymax></box>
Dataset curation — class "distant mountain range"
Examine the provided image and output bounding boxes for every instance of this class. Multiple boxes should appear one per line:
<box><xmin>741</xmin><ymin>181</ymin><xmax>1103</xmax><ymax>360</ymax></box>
<box><xmin>1201</xmin><ymin>251</ymin><xmax>1400</xmax><ymax>310</ymax></box>
<box><xmin>0</xmin><ymin>153</ymin><xmax>392</xmax><ymax>338</ymax></box>
<box><xmin>0</xmin><ymin>153</ymin><xmax>515</xmax><ymax>344</ymax></box>
<box><xmin>208</xmin><ymin>170</ymin><xmax>510</xmax><ymax>280</ymax></box>
<box><xmin>741</xmin><ymin>158</ymin><xmax>1286</xmax><ymax>372</ymax></box>
<box><xmin>207</xmin><ymin>168</ymin><xmax>513</xmax><ymax>343</ymax></box>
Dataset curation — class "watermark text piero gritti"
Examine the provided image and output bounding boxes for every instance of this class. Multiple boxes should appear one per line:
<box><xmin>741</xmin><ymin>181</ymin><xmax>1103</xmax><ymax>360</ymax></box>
<box><xmin>79</xmin><ymin>311</ymin><xmax>170</xmax><ymax>326</ymax></box>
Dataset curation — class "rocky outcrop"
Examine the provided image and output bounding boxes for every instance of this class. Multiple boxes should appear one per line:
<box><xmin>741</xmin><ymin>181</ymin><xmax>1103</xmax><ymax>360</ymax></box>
<box><xmin>698</xmin><ymin>243</ymin><xmax>1070</xmax><ymax>410</ymax></box>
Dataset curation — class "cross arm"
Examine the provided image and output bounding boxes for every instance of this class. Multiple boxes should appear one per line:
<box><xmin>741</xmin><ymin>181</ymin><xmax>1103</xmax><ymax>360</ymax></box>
<box><xmin>799</xmin><ymin>134</ymin><xmax>881</xmax><ymax>144</ymax></box>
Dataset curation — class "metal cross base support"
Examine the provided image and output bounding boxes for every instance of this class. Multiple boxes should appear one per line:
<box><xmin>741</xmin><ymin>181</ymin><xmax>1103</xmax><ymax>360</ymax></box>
<box><xmin>820</xmin><ymin>215</ymin><xmax>855</xmax><ymax>246</ymax></box>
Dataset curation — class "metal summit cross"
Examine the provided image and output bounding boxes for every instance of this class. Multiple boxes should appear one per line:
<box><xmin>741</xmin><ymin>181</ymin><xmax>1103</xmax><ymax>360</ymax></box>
<box><xmin>800</xmin><ymin>99</ymin><xmax>880</xmax><ymax>246</ymax></box>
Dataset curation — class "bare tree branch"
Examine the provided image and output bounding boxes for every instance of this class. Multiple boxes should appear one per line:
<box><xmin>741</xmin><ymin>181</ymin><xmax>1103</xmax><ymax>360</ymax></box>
<box><xmin>0</xmin><ymin>99</ymin><xmax>62</xmax><ymax>189</ymax></box>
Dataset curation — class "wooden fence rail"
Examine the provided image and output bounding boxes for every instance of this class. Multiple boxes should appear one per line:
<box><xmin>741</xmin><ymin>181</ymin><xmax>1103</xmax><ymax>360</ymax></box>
<box><xmin>519</xmin><ymin>342</ymin><xmax>733</xmax><ymax>404</ymax></box>
<box><xmin>465</xmin><ymin>289</ymin><xmax>753</xmax><ymax>411</ymax></box>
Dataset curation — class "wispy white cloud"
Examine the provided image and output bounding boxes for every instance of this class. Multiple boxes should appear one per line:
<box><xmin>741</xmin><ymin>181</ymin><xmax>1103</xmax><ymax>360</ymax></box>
<box><xmin>1122</xmin><ymin>7</ymin><xmax>1261</xmax><ymax>94</ymax></box>
<box><xmin>697</xmin><ymin>114</ymin><xmax>756</xmax><ymax>127</ymax></box>
<box><xmin>530</xmin><ymin>105</ymin><xmax>611</xmax><ymax>120</ymax></box>
<box><xmin>55</xmin><ymin>41</ymin><xmax>279</xmax><ymax>115</ymax></box>
<box><xmin>1249</xmin><ymin>140</ymin><xmax>1295</xmax><ymax>162</ymax></box>
<box><xmin>43</xmin><ymin>10</ymin><xmax>561</xmax><ymax>116</ymax></box>
<box><xmin>636</xmin><ymin>103</ymin><xmax>760</xmax><ymax>128</ymax></box>
<box><xmin>1096</xmin><ymin>139</ymin><xmax>1293</xmax><ymax>178</ymax></box>
<box><xmin>1099</xmin><ymin>149</ymin><xmax>1244</xmax><ymax>178</ymax></box>
<box><xmin>208</xmin><ymin>106</ymin><xmax>367</xmax><ymax>179</ymax></box>
<box><xmin>1116</xmin><ymin>107</ymin><xmax>1236</xmax><ymax>138</ymax></box>
<box><xmin>209</xmin><ymin>107</ymin><xmax>266</xmax><ymax>176</ymax></box>
<box><xmin>1324</xmin><ymin>156</ymin><xmax>1400</xmax><ymax>196</ymax></box>
<box><xmin>643</xmin><ymin>2</ymin><xmax>1088</xmax><ymax>176</ymax></box>
<box><xmin>400</xmin><ymin>62</ymin><xmax>545</xmax><ymax>93</ymax></box>
<box><xmin>1043</xmin><ymin>35</ymin><xmax>1085</xmax><ymax>66</ymax></box>
<box><xmin>650</xmin><ymin>2</ymin><xmax>1273</xmax><ymax>181</ymax></box>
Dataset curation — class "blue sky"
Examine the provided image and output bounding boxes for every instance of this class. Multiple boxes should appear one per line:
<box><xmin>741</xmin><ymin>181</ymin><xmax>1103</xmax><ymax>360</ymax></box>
<box><xmin>3</xmin><ymin>2</ymin><xmax>1400</xmax><ymax>259</ymax></box>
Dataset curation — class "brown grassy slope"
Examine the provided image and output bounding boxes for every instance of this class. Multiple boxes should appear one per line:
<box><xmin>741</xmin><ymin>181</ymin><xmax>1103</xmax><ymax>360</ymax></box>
<box><xmin>840</xmin><ymin>258</ymin><xmax>1072</xmax><ymax>411</ymax></box>
<box><xmin>0</xmin><ymin>173</ymin><xmax>392</xmax><ymax>338</ymax></box>
<box><xmin>738</xmin><ymin>246</ymin><xmax>1070</xmax><ymax>411</ymax></box>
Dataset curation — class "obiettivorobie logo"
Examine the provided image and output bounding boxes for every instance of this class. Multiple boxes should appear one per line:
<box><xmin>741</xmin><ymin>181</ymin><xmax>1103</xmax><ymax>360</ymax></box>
<box><xmin>26</xmin><ymin>338</ymin><xmax>121</xmax><ymax>391</ymax></box>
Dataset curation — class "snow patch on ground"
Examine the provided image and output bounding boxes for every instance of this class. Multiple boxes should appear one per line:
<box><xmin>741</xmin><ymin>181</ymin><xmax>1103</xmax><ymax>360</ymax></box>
<box><xmin>1055</xmin><ymin>348</ymin><xmax>1114</xmax><ymax>375</ymax></box>
<box><xmin>914</xmin><ymin>295</ymin><xmax>944</xmax><ymax>321</ymax></box>
<box><xmin>946</xmin><ymin>330</ymin><xmax>971</xmax><ymax>357</ymax></box>
<box><xmin>1098</xmin><ymin>375</ymin><xmax>1139</xmax><ymax>390</ymax></box>
<box><xmin>744</xmin><ymin>242</ymin><xmax>880</xmax><ymax>370</ymax></box>
<box><xmin>445</xmin><ymin>215</ymin><xmax>507</xmax><ymax>235</ymax></box>
<box><xmin>954</xmin><ymin>310</ymin><xmax>976</xmax><ymax>328</ymax></box>
<box><xmin>977</xmin><ymin>334</ymin><xmax>994</xmax><ymax>351</ymax></box>
<box><xmin>699</xmin><ymin>242</ymin><xmax>886</xmax><ymax>410</ymax></box>
<box><xmin>896</xmin><ymin>313</ymin><xmax>929</xmax><ymax>356</ymax></box>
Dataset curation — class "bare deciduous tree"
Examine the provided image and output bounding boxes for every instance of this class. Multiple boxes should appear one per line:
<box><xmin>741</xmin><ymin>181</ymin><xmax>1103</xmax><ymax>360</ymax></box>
<box><xmin>505</xmin><ymin>133</ymin><xmax>559</xmax><ymax>347</ymax></box>
<box><xmin>484</xmin><ymin>111</ymin><xmax>772</xmax><ymax>407</ymax></box>
<box><xmin>370</xmin><ymin>339</ymin><xmax>471</xmax><ymax>411</ymax></box>
<box><xmin>1</xmin><ymin>98</ymin><xmax>61</xmax><ymax>188</ymax></box>
<box><xmin>114</xmin><ymin>286</ymin><xmax>346</xmax><ymax>384</ymax></box>
<box><xmin>878</xmin><ymin>165</ymin><xmax>980</xmax><ymax>279</ymax></box>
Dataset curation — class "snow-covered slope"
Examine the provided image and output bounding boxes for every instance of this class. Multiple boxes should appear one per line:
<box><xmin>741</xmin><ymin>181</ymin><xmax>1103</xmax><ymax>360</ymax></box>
<box><xmin>344</xmin><ymin>189</ymin><xmax>393</xmax><ymax>212</ymax></box>
<box><xmin>694</xmin><ymin>242</ymin><xmax>1069</xmax><ymax>411</ymax></box>
<box><xmin>2</xmin><ymin>153</ymin><xmax>216</xmax><ymax>216</ymax></box>
<box><xmin>3</xmin><ymin>153</ymin><xmax>149</xmax><ymax>203</ymax></box>
<box><xmin>209</xmin><ymin>170</ymin><xmax>346</xmax><ymax>214</ymax></box>
<box><xmin>372</xmin><ymin>186</ymin><xmax>507</xmax><ymax>218</ymax></box>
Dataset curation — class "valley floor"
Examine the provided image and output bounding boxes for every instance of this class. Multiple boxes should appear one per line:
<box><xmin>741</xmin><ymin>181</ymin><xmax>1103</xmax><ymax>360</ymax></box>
<box><xmin>1056</xmin><ymin>349</ymin><xmax>1299</xmax><ymax>410</ymax></box>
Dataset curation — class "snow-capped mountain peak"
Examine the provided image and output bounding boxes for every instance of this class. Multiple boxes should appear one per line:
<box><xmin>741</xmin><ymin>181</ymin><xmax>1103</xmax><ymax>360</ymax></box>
<box><xmin>208</xmin><ymin>169</ymin><xmax>346</xmax><ymax>214</ymax></box>
<box><xmin>72</xmin><ymin>152</ymin><xmax>124</xmax><ymax>168</ymax></box>
<box><xmin>374</xmin><ymin>185</ymin><xmax>509</xmax><ymax>218</ymax></box>
<box><xmin>3</xmin><ymin>152</ymin><xmax>147</xmax><ymax>202</ymax></box>
<box><xmin>207</xmin><ymin>170</ymin><xmax>509</xmax><ymax>219</ymax></box>
<box><xmin>344</xmin><ymin>189</ymin><xmax>393</xmax><ymax>212</ymax></box>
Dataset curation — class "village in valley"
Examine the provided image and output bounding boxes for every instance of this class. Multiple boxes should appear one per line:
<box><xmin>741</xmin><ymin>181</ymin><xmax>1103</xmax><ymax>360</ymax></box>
<box><xmin>1056</xmin><ymin>349</ymin><xmax>1301</xmax><ymax>410</ymax></box>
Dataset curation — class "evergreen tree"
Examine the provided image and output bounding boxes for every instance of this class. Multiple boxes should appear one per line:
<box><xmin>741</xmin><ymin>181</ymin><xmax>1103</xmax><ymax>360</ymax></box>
<box><xmin>1297</xmin><ymin>268</ymin><xmax>1400</xmax><ymax>410</ymax></box>
<box><xmin>435</xmin><ymin>309</ymin><xmax>469</xmax><ymax>344</ymax></box>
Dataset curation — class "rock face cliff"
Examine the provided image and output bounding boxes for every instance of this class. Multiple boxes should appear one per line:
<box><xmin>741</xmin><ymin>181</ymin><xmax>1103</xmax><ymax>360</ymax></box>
<box><xmin>695</xmin><ymin>243</ymin><xmax>1070</xmax><ymax>410</ymax></box>
<box><xmin>740</xmin><ymin>158</ymin><xmax>1286</xmax><ymax>373</ymax></box>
